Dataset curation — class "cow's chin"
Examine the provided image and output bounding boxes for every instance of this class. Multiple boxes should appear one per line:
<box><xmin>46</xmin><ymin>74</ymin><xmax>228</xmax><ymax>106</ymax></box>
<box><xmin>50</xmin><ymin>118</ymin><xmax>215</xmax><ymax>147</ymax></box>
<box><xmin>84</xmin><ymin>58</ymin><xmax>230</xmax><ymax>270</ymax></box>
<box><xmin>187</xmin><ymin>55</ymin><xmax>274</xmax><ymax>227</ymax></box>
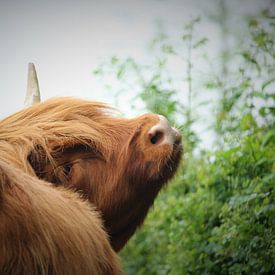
<box><xmin>108</xmin><ymin>143</ymin><xmax>182</xmax><ymax>252</ymax></box>
<box><xmin>164</xmin><ymin>143</ymin><xmax>182</xmax><ymax>180</ymax></box>
<box><xmin>149</xmin><ymin>143</ymin><xmax>182</xmax><ymax>185</ymax></box>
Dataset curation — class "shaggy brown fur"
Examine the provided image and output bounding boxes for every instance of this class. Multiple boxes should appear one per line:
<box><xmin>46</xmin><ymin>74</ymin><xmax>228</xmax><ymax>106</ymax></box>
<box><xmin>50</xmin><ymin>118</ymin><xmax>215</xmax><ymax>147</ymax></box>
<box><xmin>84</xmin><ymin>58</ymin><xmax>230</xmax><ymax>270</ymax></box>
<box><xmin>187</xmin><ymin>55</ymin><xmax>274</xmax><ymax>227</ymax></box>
<box><xmin>0</xmin><ymin>97</ymin><xmax>182</xmax><ymax>272</ymax></box>
<box><xmin>0</xmin><ymin>159</ymin><xmax>121</xmax><ymax>275</ymax></box>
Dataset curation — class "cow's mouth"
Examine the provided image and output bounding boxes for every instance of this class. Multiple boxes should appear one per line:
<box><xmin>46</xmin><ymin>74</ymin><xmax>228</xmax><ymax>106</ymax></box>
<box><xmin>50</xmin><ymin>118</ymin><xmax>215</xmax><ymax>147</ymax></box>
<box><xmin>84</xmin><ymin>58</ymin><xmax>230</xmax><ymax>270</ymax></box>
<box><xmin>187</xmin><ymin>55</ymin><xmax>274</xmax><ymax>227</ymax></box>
<box><xmin>161</xmin><ymin>143</ymin><xmax>182</xmax><ymax>181</ymax></box>
<box><xmin>105</xmin><ymin>142</ymin><xmax>182</xmax><ymax>252</ymax></box>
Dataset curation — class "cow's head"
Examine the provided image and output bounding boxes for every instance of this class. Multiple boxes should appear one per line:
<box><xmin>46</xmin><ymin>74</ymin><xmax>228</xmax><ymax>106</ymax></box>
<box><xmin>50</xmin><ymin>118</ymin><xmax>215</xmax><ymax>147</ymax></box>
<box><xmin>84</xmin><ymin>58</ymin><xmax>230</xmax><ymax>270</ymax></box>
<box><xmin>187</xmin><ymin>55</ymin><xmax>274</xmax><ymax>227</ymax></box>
<box><xmin>21</xmin><ymin>99</ymin><xmax>182</xmax><ymax>251</ymax></box>
<box><xmin>1</xmin><ymin>65</ymin><xmax>182</xmax><ymax>252</ymax></box>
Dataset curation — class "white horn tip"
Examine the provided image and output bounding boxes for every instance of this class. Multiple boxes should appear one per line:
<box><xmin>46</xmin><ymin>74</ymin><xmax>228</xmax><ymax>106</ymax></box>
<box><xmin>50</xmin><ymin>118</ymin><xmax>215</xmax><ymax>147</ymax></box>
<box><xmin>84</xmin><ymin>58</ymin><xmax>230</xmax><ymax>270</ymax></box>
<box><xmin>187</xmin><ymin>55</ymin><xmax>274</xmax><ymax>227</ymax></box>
<box><xmin>24</xmin><ymin>62</ymin><xmax>41</xmax><ymax>107</ymax></box>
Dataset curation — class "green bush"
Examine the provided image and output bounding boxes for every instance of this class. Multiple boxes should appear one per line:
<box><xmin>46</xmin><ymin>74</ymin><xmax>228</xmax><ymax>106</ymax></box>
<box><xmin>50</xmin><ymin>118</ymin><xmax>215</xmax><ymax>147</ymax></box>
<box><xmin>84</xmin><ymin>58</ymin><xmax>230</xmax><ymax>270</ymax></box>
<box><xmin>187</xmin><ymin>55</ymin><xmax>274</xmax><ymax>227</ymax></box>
<box><xmin>95</xmin><ymin>8</ymin><xmax>275</xmax><ymax>275</ymax></box>
<box><xmin>120</xmin><ymin>125</ymin><xmax>274</xmax><ymax>274</ymax></box>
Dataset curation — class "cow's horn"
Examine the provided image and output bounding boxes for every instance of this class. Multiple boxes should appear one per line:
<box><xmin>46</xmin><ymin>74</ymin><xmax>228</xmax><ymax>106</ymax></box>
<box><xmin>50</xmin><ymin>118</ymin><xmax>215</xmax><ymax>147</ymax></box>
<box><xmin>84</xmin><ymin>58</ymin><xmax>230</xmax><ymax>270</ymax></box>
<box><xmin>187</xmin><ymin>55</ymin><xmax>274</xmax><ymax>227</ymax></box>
<box><xmin>24</xmin><ymin>63</ymin><xmax>41</xmax><ymax>107</ymax></box>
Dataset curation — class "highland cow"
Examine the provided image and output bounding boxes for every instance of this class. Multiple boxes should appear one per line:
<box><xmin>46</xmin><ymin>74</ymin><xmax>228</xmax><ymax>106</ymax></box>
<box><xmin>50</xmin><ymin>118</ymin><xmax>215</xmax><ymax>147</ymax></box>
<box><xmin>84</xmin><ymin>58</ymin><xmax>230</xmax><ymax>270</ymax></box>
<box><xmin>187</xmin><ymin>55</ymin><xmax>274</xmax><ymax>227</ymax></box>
<box><xmin>0</xmin><ymin>66</ymin><xmax>182</xmax><ymax>274</ymax></box>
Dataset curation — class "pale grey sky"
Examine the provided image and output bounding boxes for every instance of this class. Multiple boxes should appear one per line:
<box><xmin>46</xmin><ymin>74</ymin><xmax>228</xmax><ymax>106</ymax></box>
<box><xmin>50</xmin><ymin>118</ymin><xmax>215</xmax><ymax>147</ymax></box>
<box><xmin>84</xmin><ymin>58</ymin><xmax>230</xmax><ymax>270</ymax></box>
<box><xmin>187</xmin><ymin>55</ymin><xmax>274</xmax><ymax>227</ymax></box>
<box><xmin>0</xmin><ymin>0</ymin><xmax>272</xmax><ymax>147</ymax></box>
<box><xmin>0</xmin><ymin>0</ymin><xmax>201</xmax><ymax>117</ymax></box>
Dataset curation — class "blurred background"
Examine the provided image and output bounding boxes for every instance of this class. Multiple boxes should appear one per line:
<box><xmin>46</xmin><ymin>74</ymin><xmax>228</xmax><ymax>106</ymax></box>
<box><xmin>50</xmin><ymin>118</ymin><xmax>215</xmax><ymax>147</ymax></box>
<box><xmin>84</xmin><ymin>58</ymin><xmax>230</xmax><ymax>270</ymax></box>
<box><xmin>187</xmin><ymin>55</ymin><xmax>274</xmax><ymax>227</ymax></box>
<box><xmin>1</xmin><ymin>0</ymin><xmax>274</xmax><ymax>274</ymax></box>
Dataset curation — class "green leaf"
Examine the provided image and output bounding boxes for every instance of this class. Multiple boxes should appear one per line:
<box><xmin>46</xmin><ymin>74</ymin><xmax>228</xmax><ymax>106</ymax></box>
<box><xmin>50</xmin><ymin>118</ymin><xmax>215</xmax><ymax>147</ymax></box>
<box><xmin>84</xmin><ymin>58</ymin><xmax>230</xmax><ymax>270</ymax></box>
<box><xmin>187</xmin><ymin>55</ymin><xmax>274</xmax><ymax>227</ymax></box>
<box><xmin>262</xmin><ymin>78</ymin><xmax>275</xmax><ymax>91</ymax></box>
<box><xmin>251</xmin><ymin>91</ymin><xmax>266</xmax><ymax>99</ymax></box>
<box><xmin>240</xmin><ymin>113</ymin><xmax>256</xmax><ymax>130</ymax></box>
<box><xmin>193</xmin><ymin>38</ymin><xmax>208</xmax><ymax>49</ymax></box>
<box><xmin>249</xmin><ymin>19</ymin><xmax>258</xmax><ymax>28</ymax></box>
<box><xmin>259</xmin><ymin>107</ymin><xmax>267</xmax><ymax>117</ymax></box>
<box><xmin>269</xmin><ymin>107</ymin><xmax>275</xmax><ymax>116</ymax></box>
<box><xmin>254</xmin><ymin>31</ymin><xmax>268</xmax><ymax>47</ymax></box>
<box><xmin>111</xmin><ymin>56</ymin><xmax>119</xmax><ymax>65</ymax></box>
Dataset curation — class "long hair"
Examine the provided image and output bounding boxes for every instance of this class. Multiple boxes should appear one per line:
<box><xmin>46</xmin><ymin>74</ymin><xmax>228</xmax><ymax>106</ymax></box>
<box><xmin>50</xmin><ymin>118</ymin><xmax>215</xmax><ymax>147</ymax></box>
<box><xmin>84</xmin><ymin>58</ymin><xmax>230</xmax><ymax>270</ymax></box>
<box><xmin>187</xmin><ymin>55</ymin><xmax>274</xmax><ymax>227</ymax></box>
<box><xmin>0</xmin><ymin>96</ymin><xmax>182</xmax><ymax>255</ymax></box>
<box><xmin>0</xmin><ymin>158</ymin><xmax>121</xmax><ymax>275</ymax></box>
<box><xmin>0</xmin><ymin>98</ymin><xmax>123</xmax><ymax>274</ymax></box>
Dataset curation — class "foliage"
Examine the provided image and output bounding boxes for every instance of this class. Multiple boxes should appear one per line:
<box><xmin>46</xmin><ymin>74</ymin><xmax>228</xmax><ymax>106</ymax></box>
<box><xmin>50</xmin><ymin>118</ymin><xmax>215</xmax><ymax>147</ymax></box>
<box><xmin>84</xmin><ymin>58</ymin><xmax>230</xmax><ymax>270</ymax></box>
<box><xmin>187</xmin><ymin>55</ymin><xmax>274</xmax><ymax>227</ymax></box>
<box><xmin>120</xmin><ymin>125</ymin><xmax>274</xmax><ymax>274</ymax></box>
<box><xmin>94</xmin><ymin>8</ymin><xmax>275</xmax><ymax>275</ymax></box>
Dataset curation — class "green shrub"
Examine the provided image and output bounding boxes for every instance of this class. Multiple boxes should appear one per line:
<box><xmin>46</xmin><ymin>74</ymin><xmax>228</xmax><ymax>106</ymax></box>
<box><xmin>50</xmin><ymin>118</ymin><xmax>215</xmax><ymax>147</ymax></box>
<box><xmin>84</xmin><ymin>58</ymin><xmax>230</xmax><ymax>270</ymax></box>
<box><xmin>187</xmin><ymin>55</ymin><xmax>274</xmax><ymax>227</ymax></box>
<box><xmin>95</xmin><ymin>8</ymin><xmax>275</xmax><ymax>275</ymax></box>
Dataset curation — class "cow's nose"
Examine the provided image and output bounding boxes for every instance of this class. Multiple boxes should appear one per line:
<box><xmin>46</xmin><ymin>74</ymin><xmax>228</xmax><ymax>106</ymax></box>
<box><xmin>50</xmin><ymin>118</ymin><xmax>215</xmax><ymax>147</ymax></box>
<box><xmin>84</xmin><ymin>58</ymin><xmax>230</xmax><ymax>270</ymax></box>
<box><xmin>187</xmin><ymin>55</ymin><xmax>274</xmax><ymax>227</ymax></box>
<box><xmin>148</xmin><ymin>115</ymin><xmax>181</xmax><ymax>146</ymax></box>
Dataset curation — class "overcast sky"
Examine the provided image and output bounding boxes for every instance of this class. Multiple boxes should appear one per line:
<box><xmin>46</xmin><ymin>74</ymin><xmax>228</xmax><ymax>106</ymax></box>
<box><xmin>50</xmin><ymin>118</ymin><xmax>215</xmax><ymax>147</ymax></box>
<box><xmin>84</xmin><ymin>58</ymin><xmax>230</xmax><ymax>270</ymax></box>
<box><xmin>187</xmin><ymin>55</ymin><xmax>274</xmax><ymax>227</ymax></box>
<box><xmin>0</xmin><ymin>0</ymin><xmax>200</xmax><ymax>117</ymax></box>
<box><xmin>0</xmin><ymin>0</ymin><xmax>272</xmax><ymax>148</ymax></box>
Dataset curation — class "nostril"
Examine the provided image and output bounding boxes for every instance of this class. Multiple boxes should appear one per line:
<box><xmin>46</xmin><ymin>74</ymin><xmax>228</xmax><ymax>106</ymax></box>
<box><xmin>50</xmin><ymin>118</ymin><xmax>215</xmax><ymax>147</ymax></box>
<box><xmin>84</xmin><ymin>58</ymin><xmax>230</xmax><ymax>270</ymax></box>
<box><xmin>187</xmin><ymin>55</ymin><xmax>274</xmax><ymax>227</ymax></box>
<box><xmin>149</xmin><ymin>130</ymin><xmax>164</xmax><ymax>145</ymax></box>
<box><xmin>148</xmin><ymin>115</ymin><xmax>180</xmax><ymax>146</ymax></box>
